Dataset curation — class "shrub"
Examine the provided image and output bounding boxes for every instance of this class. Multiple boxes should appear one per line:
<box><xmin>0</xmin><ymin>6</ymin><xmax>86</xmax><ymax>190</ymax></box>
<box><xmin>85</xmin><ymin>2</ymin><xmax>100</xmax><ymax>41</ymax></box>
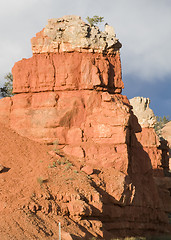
<box><xmin>154</xmin><ymin>115</ymin><xmax>170</xmax><ymax>136</ymax></box>
<box><xmin>0</xmin><ymin>72</ymin><xmax>13</xmax><ymax>97</ymax></box>
<box><xmin>86</xmin><ymin>15</ymin><xmax>104</xmax><ymax>26</ymax></box>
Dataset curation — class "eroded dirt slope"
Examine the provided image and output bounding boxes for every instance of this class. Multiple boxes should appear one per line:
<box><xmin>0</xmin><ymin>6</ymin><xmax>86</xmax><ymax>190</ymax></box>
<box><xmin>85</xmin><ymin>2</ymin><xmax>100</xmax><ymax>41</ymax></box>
<box><xmin>0</xmin><ymin>124</ymin><xmax>116</xmax><ymax>239</ymax></box>
<box><xmin>0</xmin><ymin>123</ymin><xmax>171</xmax><ymax>240</ymax></box>
<box><xmin>0</xmin><ymin>124</ymin><xmax>87</xmax><ymax>239</ymax></box>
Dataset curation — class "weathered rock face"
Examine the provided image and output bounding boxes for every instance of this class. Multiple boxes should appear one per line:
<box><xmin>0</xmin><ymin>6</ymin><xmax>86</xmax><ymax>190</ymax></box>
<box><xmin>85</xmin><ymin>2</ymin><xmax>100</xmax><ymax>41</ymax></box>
<box><xmin>12</xmin><ymin>52</ymin><xmax>123</xmax><ymax>94</ymax></box>
<box><xmin>31</xmin><ymin>15</ymin><xmax>121</xmax><ymax>54</ymax></box>
<box><xmin>0</xmin><ymin>92</ymin><xmax>131</xmax><ymax>172</ymax></box>
<box><xmin>130</xmin><ymin>96</ymin><xmax>163</xmax><ymax>174</ymax></box>
<box><xmin>129</xmin><ymin>97</ymin><xmax>156</xmax><ymax>128</ymax></box>
<box><xmin>0</xmin><ymin>16</ymin><xmax>170</xmax><ymax>238</ymax></box>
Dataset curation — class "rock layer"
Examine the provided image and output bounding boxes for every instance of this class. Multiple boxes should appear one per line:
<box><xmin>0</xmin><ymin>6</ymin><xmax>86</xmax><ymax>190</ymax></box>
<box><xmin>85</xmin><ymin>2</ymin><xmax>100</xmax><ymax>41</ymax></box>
<box><xmin>0</xmin><ymin>16</ymin><xmax>170</xmax><ymax>238</ymax></box>
<box><xmin>12</xmin><ymin>52</ymin><xmax>123</xmax><ymax>94</ymax></box>
<box><xmin>31</xmin><ymin>15</ymin><xmax>121</xmax><ymax>54</ymax></box>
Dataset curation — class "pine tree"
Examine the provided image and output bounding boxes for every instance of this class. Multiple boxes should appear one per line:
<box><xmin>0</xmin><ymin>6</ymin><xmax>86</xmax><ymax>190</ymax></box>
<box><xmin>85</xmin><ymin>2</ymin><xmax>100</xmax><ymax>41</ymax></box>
<box><xmin>0</xmin><ymin>72</ymin><xmax>13</xmax><ymax>97</ymax></box>
<box><xmin>86</xmin><ymin>15</ymin><xmax>104</xmax><ymax>26</ymax></box>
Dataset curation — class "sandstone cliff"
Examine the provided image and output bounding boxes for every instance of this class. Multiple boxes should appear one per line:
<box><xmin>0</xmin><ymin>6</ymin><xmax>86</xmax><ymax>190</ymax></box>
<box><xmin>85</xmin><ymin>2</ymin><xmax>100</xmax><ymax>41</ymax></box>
<box><xmin>0</xmin><ymin>16</ymin><xmax>170</xmax><ymax>239</ymax></box>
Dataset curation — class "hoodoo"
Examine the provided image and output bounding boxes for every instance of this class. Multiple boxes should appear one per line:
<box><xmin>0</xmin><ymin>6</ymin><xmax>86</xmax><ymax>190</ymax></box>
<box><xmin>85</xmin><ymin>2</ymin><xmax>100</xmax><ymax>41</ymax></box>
<box><xmin>0</xmin><ymin>16</ymin><xmax>170</xmax><ymax>239</ymax></box>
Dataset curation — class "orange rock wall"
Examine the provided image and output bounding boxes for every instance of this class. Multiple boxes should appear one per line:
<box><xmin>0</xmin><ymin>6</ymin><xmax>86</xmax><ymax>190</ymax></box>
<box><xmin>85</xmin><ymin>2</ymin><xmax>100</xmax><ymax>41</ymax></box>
<box><xmin>135</xmin><ymin>128</ymin><xmax>163</xmax><ymax>174</ymax></box>
<box><xmin>0</xmin><ymin>91</ymin><xmax>130</xmax><ymax>172</ymax></box>
<box><xmin>12</xmin><ymin>52</ymin><xmax>123</xmax><ymax>94</ymax></box>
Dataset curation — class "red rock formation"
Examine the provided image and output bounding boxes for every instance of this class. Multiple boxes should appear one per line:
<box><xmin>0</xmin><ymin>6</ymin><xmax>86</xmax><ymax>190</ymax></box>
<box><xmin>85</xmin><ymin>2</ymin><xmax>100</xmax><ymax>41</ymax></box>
<box><xmin>0</xmin><ymin>16</ymin><xmax>170</xmax><ymax>239</ymax></box>
<box><xmin>12</xmin><ymin>52</ymin><xmax>123</xmax><ymax>94</ymax></box>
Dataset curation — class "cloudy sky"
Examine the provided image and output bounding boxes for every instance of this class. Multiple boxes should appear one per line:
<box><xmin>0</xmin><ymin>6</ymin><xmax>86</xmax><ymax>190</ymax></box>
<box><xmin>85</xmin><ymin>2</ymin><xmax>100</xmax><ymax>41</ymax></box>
<box><xmin>0</xmin><ymin>0</ymin><xmax>170</xmax><ymax>117</ymax></box>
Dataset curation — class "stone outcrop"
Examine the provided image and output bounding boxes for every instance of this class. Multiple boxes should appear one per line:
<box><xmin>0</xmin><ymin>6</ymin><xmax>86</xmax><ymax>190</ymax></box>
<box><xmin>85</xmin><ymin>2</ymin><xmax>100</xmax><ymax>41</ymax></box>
<box><xmin>0</xmin><ymin>16</ymin><xmax>170</xmax><ymax>238</ymax></box>
<box><xmin>130</xmin><ymin>97</ymin><xmax>170</xmax><ymax>174</ymax></box>
<box><xmin>130</xmin><ymin>96</ymin><xmax>171</xmax><ymax>224</ymax></box>
<box><xmin>31</xmin><ymin>15</ymin><xmax>121</xmax><ymax>54</ymax></box>
<box><xmin>129</xmin><ymin>97</ymin><xmax>156</xmax><ymax>128</ymax></box>
<box><xmin>130</xmin><ymin>96</ymin><xmax>163</xmax><ymax>174</ymax></box>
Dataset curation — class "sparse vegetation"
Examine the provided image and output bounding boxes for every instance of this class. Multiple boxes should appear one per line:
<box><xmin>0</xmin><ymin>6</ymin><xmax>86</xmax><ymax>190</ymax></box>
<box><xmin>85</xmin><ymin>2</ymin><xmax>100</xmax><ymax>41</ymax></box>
<box><xmin>65</xmin><ymin>162</ymin><xmax>73</xmax><ymax>170</ymax></box>
<box><xmin>67</xmin><ymin>162</ymin><xmax>73</xmax><ymax>167</ymax></box>
<box><xmin>109</xmin><ymin>236</ymin><xmax>171</xmax><ymax>240</ymax></box>
<box><xmin>48</xmin><ymin>154</ymin><xmax>74</xmax><ymax>171</ymax></box>
<box><xmin>52</xmin><ymin>161</ymin><xmax>57</xmax><ymax>167</ymax></box>
<box><xmin>37</xmin><ymin>177</ymin><xmax>44</xmax><ymax>185</ymax></box>
<box><xmin>89</xmin><ymin>237</ymin><xmax>97</xmax><ymax>240</ymax></box>
<box><xmin>57</xmin><ymin>160</ymin><xmax>62</xmax><ymax>165</ymax></box>
<box><xmin>66</xmin><ymin>177</ymin><xmax>74</xmax><ymax>181</ymax></box>
<box><xmin>154</xmin><ymin>115</ymin><xmax>170</xmax><ymax>136</ymax></box>
<box><xmin>53</xmin><ymin>139</ymin><xmax>59</xmax><ymax>152</ymax></box>
<box><xmin>62</xmin><ymin>156</ymin><xmax>69</xmax><ymax>163</ymax></box>
<box><xmin>86</xmin><ymin>15</ymin><xmax>104</xmax><ymax>26</ymax></box>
